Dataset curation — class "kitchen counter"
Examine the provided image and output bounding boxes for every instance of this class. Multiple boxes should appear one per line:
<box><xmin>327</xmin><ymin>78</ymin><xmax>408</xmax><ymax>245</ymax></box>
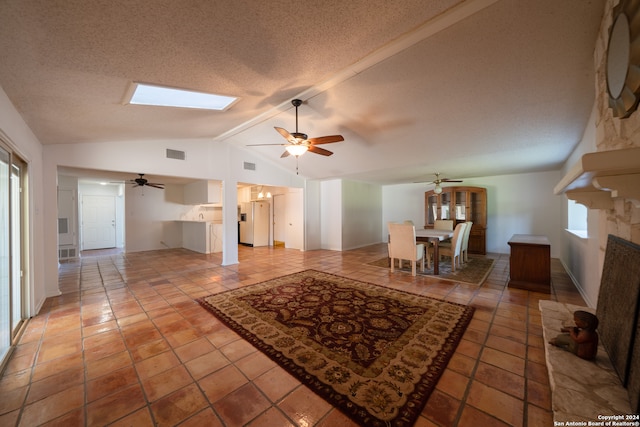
<box><xmin>178</xmin><ymin>221</ymin><xmax>223</xmax><ymax>253</ymax></box>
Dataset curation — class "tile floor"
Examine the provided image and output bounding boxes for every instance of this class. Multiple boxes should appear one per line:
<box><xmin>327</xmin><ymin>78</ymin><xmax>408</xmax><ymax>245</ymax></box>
<box><xmin>0</xmin><ymin>243</ymin><xmax>585</xmax><ymax>426</ymax></box>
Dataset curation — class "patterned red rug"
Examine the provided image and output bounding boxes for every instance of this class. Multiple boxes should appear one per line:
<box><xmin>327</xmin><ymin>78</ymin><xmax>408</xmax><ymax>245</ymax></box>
<box><xmin>198</xmin><ymin>270</ymin><xmax>474</xmax><ymax>426</ymax></box>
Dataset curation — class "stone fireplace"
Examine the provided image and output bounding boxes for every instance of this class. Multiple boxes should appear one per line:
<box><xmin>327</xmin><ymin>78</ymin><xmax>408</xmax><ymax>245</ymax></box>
<box><xmin>539</xmin><ymin>234</ymin><xmax>640</xmax><ymax>421</ymax></box>
<box><xmin>546</xmin><ymin>0</ymin><xmax>640</xmax><ymax>420</ymax></box>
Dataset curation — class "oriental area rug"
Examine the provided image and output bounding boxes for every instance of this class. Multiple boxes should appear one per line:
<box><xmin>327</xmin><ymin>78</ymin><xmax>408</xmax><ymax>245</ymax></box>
<box><xmin>197</xmin><ymin>270</ymin><xmax>475</xmax><ymax>427</ymax></box>
<box><xmin>367</xmin><ymin>256</ymin><xmax>494</xmax><ymax>286</ymax></box>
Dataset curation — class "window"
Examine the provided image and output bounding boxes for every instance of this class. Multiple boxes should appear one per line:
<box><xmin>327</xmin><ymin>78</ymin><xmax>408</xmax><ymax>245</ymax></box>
<box><xmin>127</xmin><ymin>82</ymin><xmax>237</xmax><ymax>111</ymax></box>
<box><xmin>567</xmin><ymin>199</ymin><xmax>587</xmax><ymax>238</ymax></box>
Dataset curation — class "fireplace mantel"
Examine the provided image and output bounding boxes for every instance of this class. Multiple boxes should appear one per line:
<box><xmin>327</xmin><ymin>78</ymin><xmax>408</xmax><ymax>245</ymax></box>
<box><xmin>554</xmin><ymin>147</ymin><xmax>640</xmax><ymax>208</ymax></box>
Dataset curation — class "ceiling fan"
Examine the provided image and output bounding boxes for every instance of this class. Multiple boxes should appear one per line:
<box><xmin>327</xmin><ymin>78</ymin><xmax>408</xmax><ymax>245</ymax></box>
<box><xmin>128</xmin><ymin>173</ymin><xmax>164</xmax><ymax>189</ymax></box>
<box><xmin>248</xmin><ymin>99</ymin><xmax>344</xmax><ymax>158</ymax></box>
<box><xmin>418</xmin><ymin>173</ymin><xmax>463</xmax><ymax>194</ymax></box>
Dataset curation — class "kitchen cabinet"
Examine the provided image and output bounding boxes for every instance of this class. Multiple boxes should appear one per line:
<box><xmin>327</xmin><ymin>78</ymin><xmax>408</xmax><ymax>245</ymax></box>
<box><xmin>424</xmin><ymin>186</ymin><xmax>487</xmax><ymax>254</ymax></box>
<box><xmin>184</xmin><ymin>180</ymin><xmax>221</xmax><ymax>205</ymax></box>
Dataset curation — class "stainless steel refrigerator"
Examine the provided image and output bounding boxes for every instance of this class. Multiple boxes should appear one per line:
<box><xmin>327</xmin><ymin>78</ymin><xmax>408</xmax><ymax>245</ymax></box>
<box><xmin>239</xmin><ymin>201</ymin><xmax>270</xmax><ymax>246</ymax></box>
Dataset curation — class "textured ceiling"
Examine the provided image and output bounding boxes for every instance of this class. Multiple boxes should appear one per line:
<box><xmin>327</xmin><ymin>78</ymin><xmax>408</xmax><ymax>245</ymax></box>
<box><xmin>0</xmin><ymin>0</ymin><xmax>606</xmax><ymax>185</ymax></box>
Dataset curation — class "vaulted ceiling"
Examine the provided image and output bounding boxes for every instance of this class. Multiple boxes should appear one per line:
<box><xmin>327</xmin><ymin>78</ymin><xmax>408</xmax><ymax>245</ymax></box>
<box><xmin>0</xmin><ymin>0</ymin><xmax>606</xmax><ymax>185</ymax></box>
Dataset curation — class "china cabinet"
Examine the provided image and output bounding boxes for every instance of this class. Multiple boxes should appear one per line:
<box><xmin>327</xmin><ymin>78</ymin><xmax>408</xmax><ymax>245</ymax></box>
<box><xmin>424</xmin><ymin>186</ymin><xmax>487</xmax><ymax>254</ymax></box>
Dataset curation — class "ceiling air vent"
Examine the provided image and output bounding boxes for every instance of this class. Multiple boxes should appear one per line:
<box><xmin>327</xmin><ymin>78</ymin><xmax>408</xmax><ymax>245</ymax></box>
<box><xmin>243</xmin><ymin>161</ymin><xmax>256</xmax><ymax>171</ymax></box>
<box><xmin>166</xmin><ymin>148</ymin><xmax>186</xmax><ymax>160</ymax></box>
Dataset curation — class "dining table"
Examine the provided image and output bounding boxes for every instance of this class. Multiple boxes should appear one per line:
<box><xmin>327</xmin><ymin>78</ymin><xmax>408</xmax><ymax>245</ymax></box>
<box><xmin>414</xmin><ymin>228</ymin><xmax>454</xmax><ymax>275</ymax></box>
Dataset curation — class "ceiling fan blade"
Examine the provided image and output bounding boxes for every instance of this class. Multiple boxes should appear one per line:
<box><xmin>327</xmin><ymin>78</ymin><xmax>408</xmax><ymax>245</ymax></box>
<box><xmin>308</xmin><ymin>145</ymin><xmax>333</xmax><ymax>156</ymax></box>
<box><xmin>246</xmin><ymin>143</ymin><xmax>287</xmax><ymax>146</ymax></box>
<box><xmin>274</xmin><ymin>126</ymin><xmax>297</xmax><ymax>144</ymax></box>
<box><xmin>442</xmin><ymin>179</ymin><xmax>463</xmax><ymax>183</ymax></box>
<box><xmin>146</xmin><ymin>184</ymin><xmax>165</xmax><ymax>189</ymax></box>
<box><xmin>307</xmin><ymin>135</ymin><xmax>344</xmax><ymax>145</ymax></box>
<box><xmin>280</xmin><ymin>150</ymin><xmax>290</xmax><ymax>158</ymax></box>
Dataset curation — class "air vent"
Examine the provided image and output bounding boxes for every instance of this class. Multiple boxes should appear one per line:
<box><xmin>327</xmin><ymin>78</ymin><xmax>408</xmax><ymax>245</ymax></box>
<box><xmin>58</xmin><ymin>246</ymin><xmax>77</xmax><ymax>260</ymax></box>
<box><xmin>166</xmin><ymin>149</ymin><xmax>186</xmax><ymax>160</ymax></box>
<box><xmin>244</xmin><ymin>161</ymin><xmax>256</xmax><ymax>171</ymax></box>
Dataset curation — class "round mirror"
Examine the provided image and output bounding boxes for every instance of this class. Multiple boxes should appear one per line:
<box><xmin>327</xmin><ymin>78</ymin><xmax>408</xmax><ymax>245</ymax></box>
<box><xmin>607</xmin><ymin>13</ymin><xmax>631</xmax><ymax>99</ymax></box>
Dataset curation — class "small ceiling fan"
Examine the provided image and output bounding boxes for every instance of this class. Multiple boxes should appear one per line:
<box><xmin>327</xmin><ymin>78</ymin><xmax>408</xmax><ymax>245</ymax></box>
<box><xmin>417</xmin><ymin>173</ymin><xmax>462</xmax><ymax>194</ymax></box>
<box><xmin>248</xmin><ymin>99</ymin><xmax>344</xmax><ymax>158</ymax></box>
<box><xmin>128</xmin><ymin>173</ymin><xmax>164</xmax><ymax>189</ymax></box>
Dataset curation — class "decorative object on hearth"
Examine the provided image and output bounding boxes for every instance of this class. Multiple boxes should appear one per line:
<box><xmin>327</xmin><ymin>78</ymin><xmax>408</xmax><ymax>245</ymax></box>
<box><xmin>548</xmin><ymin>310</ymin><xmax>599</xmax><ymax>360</ymax></box>
<box><xmin>197</xmin><ymin>270</ymin><xmax>474</xmax><ymax>427</ymax></box>
<box><xmin>606</xmin><ymin>0</ymin><xmax>640</xmax><ymax>118</ymax></box>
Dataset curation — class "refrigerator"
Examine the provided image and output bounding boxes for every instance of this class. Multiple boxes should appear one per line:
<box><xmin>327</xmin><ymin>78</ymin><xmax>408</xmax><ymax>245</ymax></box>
<box><xmin>239</xmin><ymin>201</ymin><xmax>270</xmax><ymax>246</ymax></box>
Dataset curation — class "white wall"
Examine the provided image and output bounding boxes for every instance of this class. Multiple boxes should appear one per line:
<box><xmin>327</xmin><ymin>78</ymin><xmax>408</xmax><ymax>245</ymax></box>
<box><xmin>558</xmin><ymin>103</ymin><xmax>601</xmax><ymax>307</ymax></box>
<box><xmin>382</xmin><ymin>183</ymin><xmax>425</xmax><ymax>227</ymax></box>
<box><xmin>320</xmin><ymin>180</ymin><xmax>343</xmax><ymax>250</ymax></box>
<box><xmin>341</xmin><ymin>180</ymin><xmax>382</xmax><ymax>250</ymax></box>
<box><xmin>124</xmin><ymin>184</ymin><xmax>190</xmax><ymax>252</ymax></box>
<box><xmin>304</xmin><ymin>180</ymin><xmax>322</xmax><ymax>250</ymax></box>
<box><xmin>382</xmin><ymin>170</ymin><xmax>563</xmax><ymax>257</ymax></box>
<box><xmin>317</xmin><ymin>179</ymin><xmax>383</xmax><ymax>251</ymax></box>
<box><xmin>466</xmin><ymin>172</ymin><xmax>562</xmax><ymax>256</ymax></box>
<box><xmin>58</xmin><ymin>175</ymin><xmax>79</xmax><ymax>250</ymax></box>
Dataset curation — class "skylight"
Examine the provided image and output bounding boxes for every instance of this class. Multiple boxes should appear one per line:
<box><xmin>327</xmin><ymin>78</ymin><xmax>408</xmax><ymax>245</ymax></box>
<box><xmin>127</xmin><ymin>83</ymin><xmax>237</xmax><ymax>111</ymax></box>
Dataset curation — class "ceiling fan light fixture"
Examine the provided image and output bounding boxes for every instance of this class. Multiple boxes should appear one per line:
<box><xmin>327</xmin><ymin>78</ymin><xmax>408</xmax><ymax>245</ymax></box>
<box><xmin>434</xmin><ymin>184</ymin><xmax>443</xmax><ymax>194</ymax></box>
<box><xmin>285</xmin><ymin>144</ymin><xmax>309</xmax><ymax>156</ymax></box>
<box><xmin>292</xmin><ymin>132</ymin><xmax>308</xmax><ymax>142</ymax></box>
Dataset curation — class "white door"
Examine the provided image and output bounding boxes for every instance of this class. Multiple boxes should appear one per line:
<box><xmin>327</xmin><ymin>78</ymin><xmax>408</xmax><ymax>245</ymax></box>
<box><xmin>253</xmin><ymin>202</ymin><xmax>270</xmax><ymax>247</ymax></box>
<box><xmin>285</xmin><ymin>189</ymin><xmax>304</xmax><ymax>250</ymax></box>
<box><xmin>82</xmin><ymin>195</ymin><xmax>116</xmax><ymax>250</ymax></box>
<box><xmin>273</xmin><ymin>194</ymin><xmax>286</xmax><ymax>246</ymax></box>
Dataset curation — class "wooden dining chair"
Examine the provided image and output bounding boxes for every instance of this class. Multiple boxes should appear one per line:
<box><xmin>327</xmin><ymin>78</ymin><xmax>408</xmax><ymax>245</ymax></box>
<box><xmin>387</xmin><ymin>222</ymin><xmax>426</xmax><ymax>276</ymax></box>
<box><xmin>431</xmin><ymin>222</ymin><xmax>467</xmax><ymax>272</ymax></box>
<box><xmin>440</xmin><ymin>221</ymin><xmax>473</xmax><ymax>263</ymax></box>
<box><xmin>460</xmin><ymin>221</ymin><xmax>473</xmax><ymax>263</ymax></box>
<box><xmin>434</xmin><ymin>219</ymin><xmax>454</xmax><ymax>231</ymax></box>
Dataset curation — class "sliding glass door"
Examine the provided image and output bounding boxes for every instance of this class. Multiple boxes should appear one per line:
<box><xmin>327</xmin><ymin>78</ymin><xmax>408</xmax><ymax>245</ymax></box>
<box><xmin>0</xmin><ymin>142</ymin><xmax>27</xmax><ymax>369</ymax></box>
<box><xmin>11</xmin><ymin>160</ymin><xmax>25</xmax><ymax>339</ymax></box>
<box><xmin>0</xmin><ymin>146</ymin><xmax>10</xmax><ymax>363</ymax></box>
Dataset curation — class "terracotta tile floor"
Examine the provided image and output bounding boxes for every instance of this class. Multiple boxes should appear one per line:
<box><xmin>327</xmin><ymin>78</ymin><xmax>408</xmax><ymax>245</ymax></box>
<box><xmin>0</xmin><ymin>244</ymin><xmax>585</xmax><ymax>426</ymax></box>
